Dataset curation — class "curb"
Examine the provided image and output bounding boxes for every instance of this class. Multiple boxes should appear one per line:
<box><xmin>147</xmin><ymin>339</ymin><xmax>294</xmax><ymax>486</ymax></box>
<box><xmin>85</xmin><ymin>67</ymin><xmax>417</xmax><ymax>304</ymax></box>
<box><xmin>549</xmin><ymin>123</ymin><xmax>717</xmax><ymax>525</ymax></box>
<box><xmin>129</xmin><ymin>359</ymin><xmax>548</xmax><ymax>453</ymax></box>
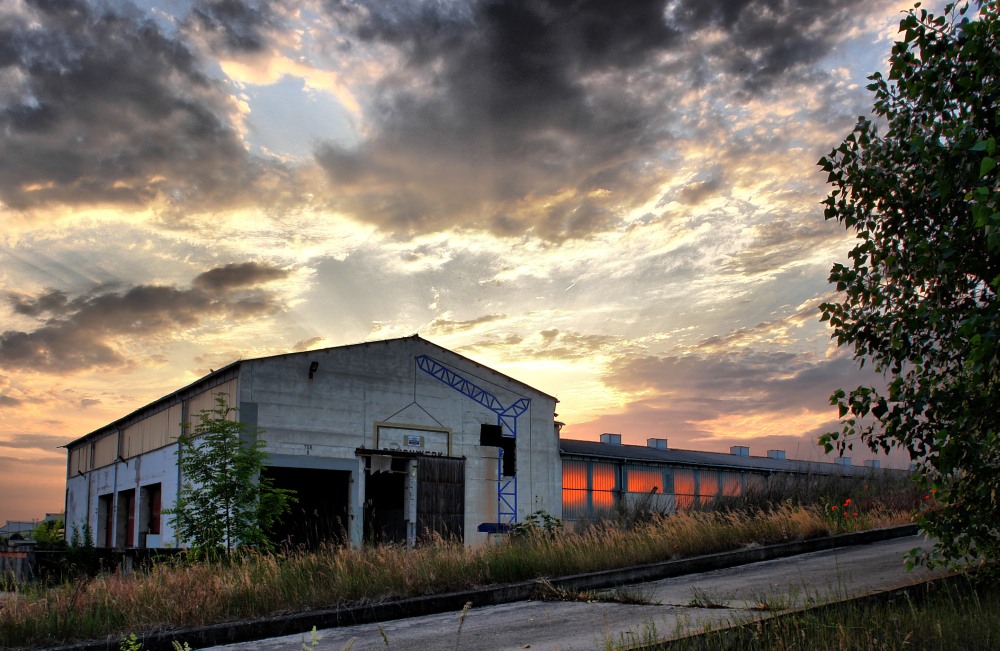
<box><xmin>37</xmin><ymin>524</ymin><xmax>920</xmax><ymax>651</ymax></box>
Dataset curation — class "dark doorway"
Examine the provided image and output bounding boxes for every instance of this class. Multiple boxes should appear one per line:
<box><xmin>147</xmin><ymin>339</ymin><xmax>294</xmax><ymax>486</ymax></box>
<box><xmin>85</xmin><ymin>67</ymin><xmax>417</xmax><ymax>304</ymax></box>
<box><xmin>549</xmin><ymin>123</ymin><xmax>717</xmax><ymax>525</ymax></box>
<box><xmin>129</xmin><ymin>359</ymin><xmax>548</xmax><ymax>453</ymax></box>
<box><xmin>98</xmin><ymin>494</ymin><xmax>114</xmax><ymax>548</ymax></box>
<box><xmin>116</xmin><ymin>489</ymin><xmax>136</xmax><ymax>549</ymax></box>
<box><xmin>263</xmin><ymin>467</ymin><xmax>351</xmax><ymax>550</ymax></box>
<box><xmin>364</xmin><ymin>457</ymin><xmax>408</xmax><ymax>544</ymax></box>
<box><xmin>417</xmin><ymin>457</ymin><xmax>465</xmax><ymax>543</ymax></box>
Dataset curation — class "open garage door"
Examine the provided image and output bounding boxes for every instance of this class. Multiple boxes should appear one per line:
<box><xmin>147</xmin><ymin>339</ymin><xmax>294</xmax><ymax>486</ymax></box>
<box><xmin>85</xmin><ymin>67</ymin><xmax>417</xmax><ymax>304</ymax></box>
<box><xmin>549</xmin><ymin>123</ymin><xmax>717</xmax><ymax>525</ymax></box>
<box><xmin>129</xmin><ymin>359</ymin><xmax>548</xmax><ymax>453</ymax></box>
<box><xmin>263</xmin><ymin>466</ymin><xmax>351</xmax><ymax>549</ymax></box>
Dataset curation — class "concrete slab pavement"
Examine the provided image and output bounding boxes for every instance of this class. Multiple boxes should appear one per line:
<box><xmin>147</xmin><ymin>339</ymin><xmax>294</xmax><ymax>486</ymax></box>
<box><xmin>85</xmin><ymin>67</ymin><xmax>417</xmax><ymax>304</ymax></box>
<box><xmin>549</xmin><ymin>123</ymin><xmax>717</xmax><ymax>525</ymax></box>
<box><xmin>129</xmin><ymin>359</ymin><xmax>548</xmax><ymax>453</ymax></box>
<box><xmin>205</xmin><ymin>534</ymin><xmax>948</xmax><ymax>651</ymax></box>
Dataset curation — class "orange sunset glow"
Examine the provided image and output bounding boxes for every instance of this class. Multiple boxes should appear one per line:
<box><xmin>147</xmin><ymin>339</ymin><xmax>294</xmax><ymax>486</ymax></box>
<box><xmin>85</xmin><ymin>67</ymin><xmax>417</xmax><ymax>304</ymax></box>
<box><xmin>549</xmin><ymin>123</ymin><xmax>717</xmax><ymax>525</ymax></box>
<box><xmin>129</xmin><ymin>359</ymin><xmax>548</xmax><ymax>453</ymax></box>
<box><xmin>0</xmin><ymin>0</ymin><xmax>921</xmax><ymax>522</ymax></box>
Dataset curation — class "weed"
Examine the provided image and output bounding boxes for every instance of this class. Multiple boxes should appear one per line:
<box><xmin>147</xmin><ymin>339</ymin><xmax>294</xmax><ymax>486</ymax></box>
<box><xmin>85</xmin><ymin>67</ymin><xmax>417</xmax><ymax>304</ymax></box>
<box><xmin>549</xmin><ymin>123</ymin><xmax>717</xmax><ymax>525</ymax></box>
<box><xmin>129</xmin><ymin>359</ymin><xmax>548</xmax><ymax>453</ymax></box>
<box><xmin>687</xmin><ymin>588</ymin><xmax>732</xmax><ymax>609</ymax></box>
<box><xmin>596</xmin><ymin>585</ymin><xmax>661</xmax><ymax>606</ymax></box>
<box><xmin>454</xmin><ymin>600</ymin><xmax>472</xmax><ymax>649</ymax></box>
<box><xmin>302</xmin><ymin>624</ymin><xmax>319</xmax><ymax>650</ymax></box>
<box><xmin>119</xmin><ymin>633</ymin><xmax>143</xmax><ymax>651</ymax></box>
<box><xmin>746</xmin><ymin>589</ymin><xmax>794</xmax><ymax>612</ymax></box>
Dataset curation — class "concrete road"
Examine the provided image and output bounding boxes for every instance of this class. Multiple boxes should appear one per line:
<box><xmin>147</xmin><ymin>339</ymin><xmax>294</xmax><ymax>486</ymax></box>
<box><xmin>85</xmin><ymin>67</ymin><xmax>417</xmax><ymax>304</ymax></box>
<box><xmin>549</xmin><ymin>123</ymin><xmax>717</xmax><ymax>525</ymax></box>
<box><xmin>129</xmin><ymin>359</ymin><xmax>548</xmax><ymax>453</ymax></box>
<box><xmin>206</xmin><ymin>535</ymin><xmax>948</xmax><ymax>651</ymax></box>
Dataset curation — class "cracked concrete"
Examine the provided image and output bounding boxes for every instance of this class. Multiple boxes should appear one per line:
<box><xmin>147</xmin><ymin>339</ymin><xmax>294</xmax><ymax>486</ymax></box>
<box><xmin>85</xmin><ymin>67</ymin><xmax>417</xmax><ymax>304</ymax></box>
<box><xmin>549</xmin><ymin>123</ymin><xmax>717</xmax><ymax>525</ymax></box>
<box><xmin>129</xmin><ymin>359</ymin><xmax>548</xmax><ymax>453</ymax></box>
<box><xmin>204</xmin><ymin>534</ymin><xmax>948</xmax><ymax>651</ymax></box>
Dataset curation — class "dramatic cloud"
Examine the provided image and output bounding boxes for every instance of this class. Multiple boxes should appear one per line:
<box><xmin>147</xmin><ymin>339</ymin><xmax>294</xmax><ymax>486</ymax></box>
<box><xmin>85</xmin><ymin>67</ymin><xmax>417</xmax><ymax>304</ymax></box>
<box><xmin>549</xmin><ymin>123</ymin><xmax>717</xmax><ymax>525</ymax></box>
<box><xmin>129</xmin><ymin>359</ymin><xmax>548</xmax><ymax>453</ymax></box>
<box><xmin>312</xmin><ymin>0</ymin><xmax>880</xmax><ymax>240</ymax></box>
<box><xmin>0</xmin><ymin>0</ymin><xmax>924</xmax><ymax>521</ymax></box>
<box><xmin>666</xmin><ymin>0</ymin><xmax>868</xmax><ymax>93</ymax></box>
<box><xmin>1</xmin><ymin>265</ymin><xmax>286</xmax><ymax>372</ymax></box>
<box><xmin>186</xmin><ymin>0</ymin><xmax>284</xmax><ymax>54</ymax></box>
<box><xmin>314</xmin><ymin>0</ymin><xmax>678</xmax><ymax>239</ymax></box>
<box><xmin>566</xmin><ymin>344</ymin><xmax>885</xmax><ymax>456</ymax></box>
<box><xmin>192</xmin><ymin>261</ymin><xmax>290</xmax><ymax>292</ymax></box>
<box><xmin>0</xmin><ymin>0</ymin><xmax>291</xmax><ymax>215</ymax></box>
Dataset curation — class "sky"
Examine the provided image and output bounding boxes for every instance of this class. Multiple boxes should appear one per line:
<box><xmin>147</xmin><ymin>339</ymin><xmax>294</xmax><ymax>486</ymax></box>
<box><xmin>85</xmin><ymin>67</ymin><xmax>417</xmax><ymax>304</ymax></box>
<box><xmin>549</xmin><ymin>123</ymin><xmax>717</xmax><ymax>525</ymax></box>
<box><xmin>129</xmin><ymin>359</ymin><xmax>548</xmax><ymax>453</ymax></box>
<box><xmin>0</xmin><ymin>0</ymin><xmax>935</xmax><ymax>522</ymax></box>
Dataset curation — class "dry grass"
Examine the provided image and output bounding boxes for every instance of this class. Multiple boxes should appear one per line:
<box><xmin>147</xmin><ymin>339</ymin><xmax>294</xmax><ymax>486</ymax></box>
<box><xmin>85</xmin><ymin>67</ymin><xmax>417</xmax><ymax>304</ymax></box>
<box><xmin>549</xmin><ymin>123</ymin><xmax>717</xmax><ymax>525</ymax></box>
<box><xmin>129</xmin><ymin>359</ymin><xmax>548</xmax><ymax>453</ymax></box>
<box><xmin>638</xmin><ymin>573</ymin><xmax>1000</xmax><ymax>651</ymax></box>
<box><xmin>0</xmin><ymin>499</ymin><xmax>915</xmax><ymax>649</ymax></box>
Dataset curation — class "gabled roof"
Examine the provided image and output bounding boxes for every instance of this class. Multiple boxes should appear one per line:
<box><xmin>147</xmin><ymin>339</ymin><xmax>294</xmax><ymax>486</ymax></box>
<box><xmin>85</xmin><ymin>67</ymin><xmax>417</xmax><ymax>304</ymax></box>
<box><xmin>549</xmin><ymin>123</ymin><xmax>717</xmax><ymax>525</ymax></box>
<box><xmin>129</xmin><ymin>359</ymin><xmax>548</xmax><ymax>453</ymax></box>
<box><xmin>66</xmin><ymin>335</ymin><xmax>555</xmax><ymax>448</ymax></box>
<box><xmin>559</xmin><ymin>438</ymin><xmax>898</xmax><ymax>477</ymax></box>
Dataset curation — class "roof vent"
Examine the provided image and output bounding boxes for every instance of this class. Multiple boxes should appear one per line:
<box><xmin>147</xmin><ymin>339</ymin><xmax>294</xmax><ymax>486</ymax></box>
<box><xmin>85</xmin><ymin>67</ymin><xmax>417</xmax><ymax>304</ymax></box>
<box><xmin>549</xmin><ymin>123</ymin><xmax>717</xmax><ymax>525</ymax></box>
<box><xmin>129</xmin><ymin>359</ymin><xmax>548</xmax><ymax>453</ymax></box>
<box><xmin>863</xmin><ymin>460</ymin><xmax>881</xmax><ymax>469</ymax></box>
<box><xmin>767</xmin><ymin>449</ymin><xmax>786</xmax><ymax>461</ymax></box>
<box><xmin>835</xmin><ymin>457</ymin><xmax>852</xmax><ymax>466</ymax></box>
<box><xmin>646</xmin><ymin>438</ymin><xmax>668</xmax><ymax>450</ymax></box>
<box><xmin>730</xmin><ymin>445</ymin><xmax>750</xmax><ymax>457</ymax></box>
<box><xmin>600</xmin><ymin>433</ymin><xmax>622</xmax><ymax>446</ymax></box>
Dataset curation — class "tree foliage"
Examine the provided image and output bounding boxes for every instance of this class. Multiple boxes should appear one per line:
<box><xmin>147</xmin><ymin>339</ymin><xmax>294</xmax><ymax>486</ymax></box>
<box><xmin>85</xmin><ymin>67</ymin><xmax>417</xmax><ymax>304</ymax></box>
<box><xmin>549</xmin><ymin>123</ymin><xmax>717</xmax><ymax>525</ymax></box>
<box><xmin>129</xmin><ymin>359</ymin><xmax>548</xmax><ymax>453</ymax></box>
<box><xmin>32</xmin><ymin>518</ymin><xmax>65</xmax><ymax>548</ymax></box>
<box><xmin>167</xmin><ymin>394</ymin><xmax>294</xmax><ymax>557</ymax></box>
<box><xmin>819</xmin><ymin>1</ymin><xmax>1000</xmax><ymax>566</ymax></box>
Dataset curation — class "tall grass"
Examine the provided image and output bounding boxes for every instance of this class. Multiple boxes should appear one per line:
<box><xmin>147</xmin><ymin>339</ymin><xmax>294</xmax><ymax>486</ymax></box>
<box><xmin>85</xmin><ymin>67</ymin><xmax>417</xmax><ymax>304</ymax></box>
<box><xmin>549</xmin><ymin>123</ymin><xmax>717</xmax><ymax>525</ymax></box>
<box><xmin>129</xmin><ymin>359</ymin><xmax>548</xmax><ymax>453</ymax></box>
<box><xmin>640</xmin><ymin>573</ymin><xmax>1000</xmax><ymax>651</ymax></box>
<box><xmin>0</xmin><ymin>491</ymin><xmax>916</xmax><ymax>649</ymax></box>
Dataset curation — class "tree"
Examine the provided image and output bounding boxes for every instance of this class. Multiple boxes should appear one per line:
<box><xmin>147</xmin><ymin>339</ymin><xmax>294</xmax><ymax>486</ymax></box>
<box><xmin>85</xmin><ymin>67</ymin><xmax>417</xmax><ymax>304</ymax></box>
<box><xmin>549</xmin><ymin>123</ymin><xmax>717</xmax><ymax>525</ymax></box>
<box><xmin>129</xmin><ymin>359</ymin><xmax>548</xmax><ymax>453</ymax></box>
<box><xmin>167</xmin><ymin>394</ymin><xmax>295</xmax><ymax>557</ymax></box>
<box><xmin>32</xmin><ymin>517</ymin><xmax>65</xmax><ymax>548</ymax></box>
<box><xmin>818</xmin><ymin>1</ymin><xmax>1000</xmax><ymax>566</ymax></box>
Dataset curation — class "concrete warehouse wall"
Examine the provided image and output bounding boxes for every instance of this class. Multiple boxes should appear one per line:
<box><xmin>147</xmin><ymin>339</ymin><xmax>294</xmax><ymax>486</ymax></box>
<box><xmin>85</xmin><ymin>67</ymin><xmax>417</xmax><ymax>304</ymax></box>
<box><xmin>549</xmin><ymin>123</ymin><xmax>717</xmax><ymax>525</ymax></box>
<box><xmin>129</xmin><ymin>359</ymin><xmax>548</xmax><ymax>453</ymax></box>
<box><xmin>64</xmin><ymin>336</ymin><xmax>561</xmax><ymax>549</ymax></box>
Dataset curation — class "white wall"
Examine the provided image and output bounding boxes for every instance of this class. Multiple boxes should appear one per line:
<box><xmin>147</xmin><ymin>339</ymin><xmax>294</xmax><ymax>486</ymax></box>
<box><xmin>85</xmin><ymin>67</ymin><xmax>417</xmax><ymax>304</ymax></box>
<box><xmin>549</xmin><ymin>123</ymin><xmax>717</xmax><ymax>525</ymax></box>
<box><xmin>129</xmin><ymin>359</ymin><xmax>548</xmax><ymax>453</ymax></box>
<box><xmin>65</xmin><ymin>337</ymin><xmax>561</xmax><ymax>548</ymax></box>
<box><xmin>241</xmin><ymin>337</ymin><xmax>561</xmax><ymax>546</ymax></box>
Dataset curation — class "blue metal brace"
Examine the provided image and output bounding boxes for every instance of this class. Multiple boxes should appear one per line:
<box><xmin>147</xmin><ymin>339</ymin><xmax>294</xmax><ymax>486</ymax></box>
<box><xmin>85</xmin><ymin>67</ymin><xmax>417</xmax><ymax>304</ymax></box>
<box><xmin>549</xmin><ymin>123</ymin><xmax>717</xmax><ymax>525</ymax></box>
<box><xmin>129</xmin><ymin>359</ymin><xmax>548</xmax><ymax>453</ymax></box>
<box><xmin>415</xmin><ymin>354</ymin><xmax>529</xmax><ymax>524</ymax></box>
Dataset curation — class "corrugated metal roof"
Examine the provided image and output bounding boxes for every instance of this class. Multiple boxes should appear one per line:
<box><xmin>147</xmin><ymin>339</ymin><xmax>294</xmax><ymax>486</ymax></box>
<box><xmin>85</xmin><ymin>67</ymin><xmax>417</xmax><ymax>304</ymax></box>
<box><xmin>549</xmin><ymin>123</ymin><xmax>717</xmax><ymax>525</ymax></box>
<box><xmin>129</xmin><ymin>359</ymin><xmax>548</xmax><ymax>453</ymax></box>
<box><xmin>558</xmin><ymin>439</ymin><xmax>899</xmax><ymax>477</ymax></box>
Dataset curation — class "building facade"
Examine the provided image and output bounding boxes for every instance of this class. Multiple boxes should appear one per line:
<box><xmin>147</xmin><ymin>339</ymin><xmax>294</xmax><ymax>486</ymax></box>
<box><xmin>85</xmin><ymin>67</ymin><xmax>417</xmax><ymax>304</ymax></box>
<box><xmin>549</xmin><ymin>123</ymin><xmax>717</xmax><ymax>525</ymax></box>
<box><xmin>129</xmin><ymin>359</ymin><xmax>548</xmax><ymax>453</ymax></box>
<box><xmin>63</xmin><ymin>336</ymin><xmax>561</xmax><ymax>549</ymax></box>
<box><xmin>560</xmin><ymin>435</ymin><xmax>898</xmax><ymax>524</ymax></box>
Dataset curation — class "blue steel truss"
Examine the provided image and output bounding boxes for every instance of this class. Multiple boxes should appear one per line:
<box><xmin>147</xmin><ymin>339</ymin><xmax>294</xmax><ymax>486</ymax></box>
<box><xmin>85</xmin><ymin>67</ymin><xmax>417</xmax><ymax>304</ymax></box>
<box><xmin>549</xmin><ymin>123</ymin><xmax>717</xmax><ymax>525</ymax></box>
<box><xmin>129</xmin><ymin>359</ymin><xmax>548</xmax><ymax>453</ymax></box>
<box><xmin>415</xmin><ymin>354</ymin><xmax>528</xmax><ymax>525</ymax></box>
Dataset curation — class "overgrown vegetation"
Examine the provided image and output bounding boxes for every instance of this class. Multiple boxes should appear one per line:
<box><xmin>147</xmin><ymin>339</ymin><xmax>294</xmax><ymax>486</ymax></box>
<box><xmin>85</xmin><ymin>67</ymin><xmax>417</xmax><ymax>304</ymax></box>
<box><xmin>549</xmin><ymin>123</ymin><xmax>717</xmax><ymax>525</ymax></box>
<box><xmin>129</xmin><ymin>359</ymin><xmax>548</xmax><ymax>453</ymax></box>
<box><xmin>167</xmin><ymin>394</ymin><xmax>295</xmax><ymax>558</ymax></box>
<box><xmin>819</xmin><ymin>0</ymin><xmax>1000</xmax><ymax>567</ymax></box>
<box><xmin>0</xmin><ymin>489</ymin><xmax>915</xmax><ymax>649</ymax></box>
<box><xmin>628</xmin><ymin>573</ymin><xmax>1000</xmax><ymax>650</ymax></box>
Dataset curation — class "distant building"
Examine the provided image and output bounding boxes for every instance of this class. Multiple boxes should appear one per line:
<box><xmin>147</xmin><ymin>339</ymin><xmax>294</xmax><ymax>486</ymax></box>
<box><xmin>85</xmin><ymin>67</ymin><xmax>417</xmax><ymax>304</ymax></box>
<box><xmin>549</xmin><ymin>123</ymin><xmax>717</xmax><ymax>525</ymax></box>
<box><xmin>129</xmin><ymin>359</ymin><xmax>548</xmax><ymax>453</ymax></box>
<box><xmin>63</xmin><ymin>336</ymin><xmax>561</xmax><ymax>549</ymax></box>
<box><xmin>560</xmin><ymin>437</ymin><xmax>903</xmax><ymax>523</ymax></box>
<box><xmin>0</xmin><ymin>513</ymin><xmax>62</xmax><ymax>540</ymax></box>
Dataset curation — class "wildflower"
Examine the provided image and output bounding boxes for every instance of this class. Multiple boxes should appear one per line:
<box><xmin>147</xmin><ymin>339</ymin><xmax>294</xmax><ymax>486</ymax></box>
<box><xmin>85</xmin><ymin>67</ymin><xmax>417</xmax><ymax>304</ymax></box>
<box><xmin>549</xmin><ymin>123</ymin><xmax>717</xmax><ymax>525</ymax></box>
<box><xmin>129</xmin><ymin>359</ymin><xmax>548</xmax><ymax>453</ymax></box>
<box><xmin>931</xmin><ymin>489</ymin><xmax>937</xmax><ymax>495</ymax></box>
<box><xmin>844</xmin><ymin>498</ymin><xmax>852</xmax><ymax>506</ymax></box>
<box><xmin>831</xmin><ymin>505</ymin><xmax>837</xmax><ymax>511</ymax></box>
<box><xmin>852</xmin><ymin>512</ymin><xmax>858</xmax><ymax>518</ymax></box>
<box><xmin>924</xmin><ymin>495</ymin><xmax>930</xmax><ymax>500</ymax></box>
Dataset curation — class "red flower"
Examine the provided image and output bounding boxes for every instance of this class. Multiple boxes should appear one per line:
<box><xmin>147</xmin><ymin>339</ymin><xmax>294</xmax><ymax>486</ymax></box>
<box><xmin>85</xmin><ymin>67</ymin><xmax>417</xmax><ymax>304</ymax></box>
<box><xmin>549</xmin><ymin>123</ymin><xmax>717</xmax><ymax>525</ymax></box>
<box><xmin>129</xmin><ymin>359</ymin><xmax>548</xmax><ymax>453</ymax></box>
<box><xmin>852</xmin><ymin>512</ymin><xmax>858</xmax><ymax>517</ymax></box>
<box><xmin>844</xmin><ymin>498</ymin><xmax>852</xmax><ymax>506</ymax></box>
<box><xmin>831</xmin><ymin>505</ymin><xmax>837</xmax><ymax>511</ymax></box>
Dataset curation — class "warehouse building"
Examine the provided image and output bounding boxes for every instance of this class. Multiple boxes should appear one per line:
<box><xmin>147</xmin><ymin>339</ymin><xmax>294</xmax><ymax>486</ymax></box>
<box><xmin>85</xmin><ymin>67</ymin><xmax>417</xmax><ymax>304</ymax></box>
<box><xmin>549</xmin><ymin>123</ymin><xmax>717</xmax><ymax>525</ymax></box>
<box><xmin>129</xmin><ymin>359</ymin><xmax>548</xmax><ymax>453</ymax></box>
<box><xmin>63</xmin><ymin>336</ymin><xmax>561</xmax><ymax>549</ymax></box>
<box><xmin>560</xmin><ymin>434</ymin><xmax>894</xmax><ymax>524</ymax></box>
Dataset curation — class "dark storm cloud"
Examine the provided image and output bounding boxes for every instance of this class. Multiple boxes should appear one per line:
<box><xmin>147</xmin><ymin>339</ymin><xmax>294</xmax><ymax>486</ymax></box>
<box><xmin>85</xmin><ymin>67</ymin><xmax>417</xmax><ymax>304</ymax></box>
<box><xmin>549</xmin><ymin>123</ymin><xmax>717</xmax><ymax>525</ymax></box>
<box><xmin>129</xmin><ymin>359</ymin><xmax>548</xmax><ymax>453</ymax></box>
<box><xmin>315</xmin><ymin>0</ymin><xmax>874</xmax><ymax>240</ymax></box>
<box><xmin>317</xmin><ymin>0</ymin><xmax>680</xmax><ymax>240</ymax></box>
<box><xmin>192</xmin><ymin>261</ymin><xmax>289</xmax><ymax>292</ymax></box>
<box><xmin>665</xmin><ymin>0</ymin><xmax>867</xmax><ymax>93</ymax></box>
<box><xmin>187</xmin><ymin>0</ymin><xmax>282</xmax><ymax>54</ymax></box>
<box><xmin>0</xmin><ymin>0</ymin><xmax>289</xmax><ymax>214</ymax></box>
<box><xmin>0</xmin><ymin>265</ymin><xmax>285</xmax><ymax>372</ymax></box>
<box><xmin>10</xmin><ymin>290</ymin><xmax>70</xmax><ymax>318</ymax></box>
